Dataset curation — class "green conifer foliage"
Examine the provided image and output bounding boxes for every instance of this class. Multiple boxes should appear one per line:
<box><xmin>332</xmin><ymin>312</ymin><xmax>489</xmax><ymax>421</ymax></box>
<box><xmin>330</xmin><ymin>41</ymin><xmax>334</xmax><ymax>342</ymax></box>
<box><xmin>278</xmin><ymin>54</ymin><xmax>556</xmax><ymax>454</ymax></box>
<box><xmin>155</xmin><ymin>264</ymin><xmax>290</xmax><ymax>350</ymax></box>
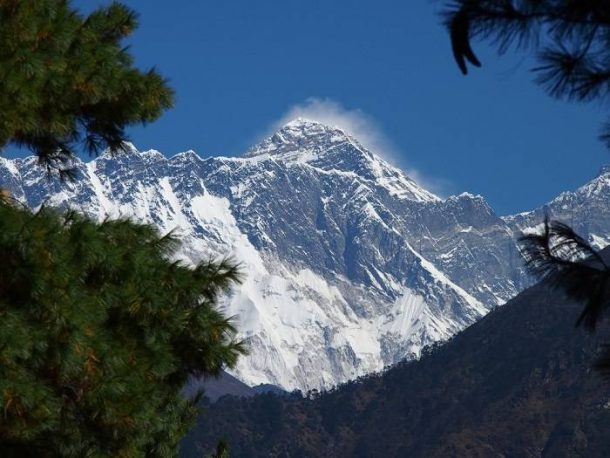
<box><xmin>0</xmin><ymin>203</ymin><xmax>245</xmax><ymax>457</ymax></box>
<box><xmin>0</xmin><ymin>0</ymin><xmax>174</xmax><ymax>172</ymax></box>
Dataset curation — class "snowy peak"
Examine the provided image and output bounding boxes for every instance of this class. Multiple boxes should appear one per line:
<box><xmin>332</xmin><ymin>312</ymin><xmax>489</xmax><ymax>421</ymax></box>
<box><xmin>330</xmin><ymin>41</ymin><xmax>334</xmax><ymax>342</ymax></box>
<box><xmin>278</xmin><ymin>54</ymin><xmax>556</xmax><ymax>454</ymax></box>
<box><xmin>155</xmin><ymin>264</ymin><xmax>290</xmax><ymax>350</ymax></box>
<box><xmin>503</xmin><ymin>165</ymin><xmax>610</xmax><ymax>250</ymax></box>
<box><xmin>244</xmin><ymin>119</ymin><xmax>439</xmax><ymax>203</ymax></box>
<box><xmin>579</xmin><ymin>165</ymin><xmax>610</xmax><ymax>199</ymax></box>
<box><xmin>552</xmin><ymin>166</ymin><xmax>610</xmax><ymax>202</ymax></box>
<box><xmin>244</xmin><ymin>118</ymin><xmax>353</xmax><ymax>159</ymax></box>
<box><xmin>597</xmin><ymin>164</ymin><xmax>610</xmax><ymax>177</ymax></box>
<box><xmin>273</xmin><ymin>117</ymin><xmax>347</xmax><ymax>142</ymax></box>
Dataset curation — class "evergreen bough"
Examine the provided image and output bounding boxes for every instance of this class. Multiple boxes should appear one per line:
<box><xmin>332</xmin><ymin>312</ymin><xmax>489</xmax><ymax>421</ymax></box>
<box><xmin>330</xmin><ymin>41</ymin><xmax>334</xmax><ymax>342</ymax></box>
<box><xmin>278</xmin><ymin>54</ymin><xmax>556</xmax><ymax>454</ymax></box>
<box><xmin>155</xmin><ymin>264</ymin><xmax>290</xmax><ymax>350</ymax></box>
<box><xmin>444</xmin><ymin>0</ymin><xmax>610</xmax><ymax>147</ymax></box>
<box><xmin>0</xmin><ymin>0</ymin><xmax>174</xmax><ymax>174</ymax></box>
<box><xmin>0</xmin><ymin>202</ymin><xmax>244</xmax><ymax>457</ymax></box>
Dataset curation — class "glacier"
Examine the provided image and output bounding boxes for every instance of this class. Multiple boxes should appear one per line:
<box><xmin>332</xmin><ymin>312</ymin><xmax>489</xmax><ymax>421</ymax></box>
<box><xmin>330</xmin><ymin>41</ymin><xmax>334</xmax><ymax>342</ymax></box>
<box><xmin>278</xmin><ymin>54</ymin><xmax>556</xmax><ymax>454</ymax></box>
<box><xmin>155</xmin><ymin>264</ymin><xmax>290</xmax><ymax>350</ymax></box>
<box><xmin>1</xmin><ymin>118</ymin><xmax>608</xmax><ymax>392</ymax></box>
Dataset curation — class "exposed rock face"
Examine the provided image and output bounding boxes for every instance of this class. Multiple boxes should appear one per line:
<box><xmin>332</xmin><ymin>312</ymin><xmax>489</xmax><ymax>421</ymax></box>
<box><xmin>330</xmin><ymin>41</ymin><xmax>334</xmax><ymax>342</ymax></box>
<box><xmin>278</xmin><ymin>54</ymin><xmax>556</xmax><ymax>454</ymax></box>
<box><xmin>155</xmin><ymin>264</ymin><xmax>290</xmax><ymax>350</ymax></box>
<box><xmin>1</xmin><ymin>118</ymin><xmax>608</xmax><ymax>391</ymax></box>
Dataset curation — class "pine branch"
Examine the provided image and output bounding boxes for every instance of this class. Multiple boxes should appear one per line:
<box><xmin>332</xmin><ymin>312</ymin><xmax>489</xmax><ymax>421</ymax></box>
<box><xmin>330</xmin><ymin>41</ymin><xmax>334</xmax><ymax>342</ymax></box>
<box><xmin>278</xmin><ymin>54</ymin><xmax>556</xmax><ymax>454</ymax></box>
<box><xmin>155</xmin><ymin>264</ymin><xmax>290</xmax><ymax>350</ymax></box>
<box><xmin>519</xmin><ymin>217</ymin><xmax>610</xmax><ymax>330</ymax></box>
<box><xmin>443</xmin><ymin>1</ymin><xmax>610</xmax><ymax>147</ymax></box>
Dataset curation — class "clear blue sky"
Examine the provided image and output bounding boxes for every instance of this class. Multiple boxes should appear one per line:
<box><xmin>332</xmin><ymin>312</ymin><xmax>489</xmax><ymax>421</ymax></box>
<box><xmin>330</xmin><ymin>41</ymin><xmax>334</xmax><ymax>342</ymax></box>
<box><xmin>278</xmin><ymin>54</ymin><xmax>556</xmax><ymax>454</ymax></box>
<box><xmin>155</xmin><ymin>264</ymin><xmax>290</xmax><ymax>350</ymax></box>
<box><xmin>67</xmin><ymin>0</ymin><xmax>608</xmax><ymax>215</ymax></box>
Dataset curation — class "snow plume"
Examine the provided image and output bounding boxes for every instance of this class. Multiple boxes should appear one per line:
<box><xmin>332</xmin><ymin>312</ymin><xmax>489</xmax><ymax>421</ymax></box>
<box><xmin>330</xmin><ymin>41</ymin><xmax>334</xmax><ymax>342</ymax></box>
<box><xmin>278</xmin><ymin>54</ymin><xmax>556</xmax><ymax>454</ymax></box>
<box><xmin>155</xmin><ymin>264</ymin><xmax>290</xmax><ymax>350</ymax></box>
<box><xmin>271</xmin><ymin>98</ymin><xmax>393</xmax><ymax>159</ymax></box>
<box><xmin>405</xmin><ymin>169</ymin><xmax>454</xmax><ymax>199</ymax></box>
<box><xmin>268</xmin><ymin>97</ymin><xmax>450</xmax><ymax>197</ymax></box>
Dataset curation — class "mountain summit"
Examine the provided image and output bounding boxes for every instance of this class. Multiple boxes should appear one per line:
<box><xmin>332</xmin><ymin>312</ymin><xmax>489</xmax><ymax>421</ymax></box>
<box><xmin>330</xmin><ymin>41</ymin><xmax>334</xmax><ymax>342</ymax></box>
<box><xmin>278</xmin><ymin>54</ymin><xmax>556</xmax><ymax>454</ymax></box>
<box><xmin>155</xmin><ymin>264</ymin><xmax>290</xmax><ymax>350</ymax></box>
<box><xmin>244</xmin><ymin>118</ymin><xmax>352</xmax><ymax>158</ymax></box>
<box><xmin>0</xmin><ymin>128</ymin><xmax>609</xmax><ymax>391</ymax></box>
<box><xmin>245</xmin><ymin>119</ymin><xmax>439</xmax><ymax>203</ymax></box>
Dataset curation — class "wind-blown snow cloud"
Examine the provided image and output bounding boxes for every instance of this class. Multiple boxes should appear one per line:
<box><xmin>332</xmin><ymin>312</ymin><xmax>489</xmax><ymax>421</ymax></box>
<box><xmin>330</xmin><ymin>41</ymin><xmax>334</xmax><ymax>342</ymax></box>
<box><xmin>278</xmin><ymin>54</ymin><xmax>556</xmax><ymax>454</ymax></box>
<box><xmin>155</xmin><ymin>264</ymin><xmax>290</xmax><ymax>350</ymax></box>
<box><xmin>266</xmin><ymin>97</ymin><xmax>452</xmax><ymax>197</ymax></box>
<box><xmin>270</xmin><ymin>98</ymin><xmax>392</xmax><ymax>160</ymax></box>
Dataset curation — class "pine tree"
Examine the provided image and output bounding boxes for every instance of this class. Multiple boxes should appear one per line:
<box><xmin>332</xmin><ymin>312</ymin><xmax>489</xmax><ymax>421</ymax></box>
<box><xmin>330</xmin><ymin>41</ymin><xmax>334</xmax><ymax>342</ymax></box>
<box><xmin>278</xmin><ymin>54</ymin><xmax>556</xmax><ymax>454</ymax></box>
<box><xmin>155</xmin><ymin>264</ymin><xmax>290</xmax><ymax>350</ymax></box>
<box><xmin>0</xmin><ymin>202</ymin><xmax>245</xmax><ymax>457</ymax></box>
<box><xmin>0</xmin><ymin>0</ymin><xmax>174</xmax><ymax>174</ymax></box>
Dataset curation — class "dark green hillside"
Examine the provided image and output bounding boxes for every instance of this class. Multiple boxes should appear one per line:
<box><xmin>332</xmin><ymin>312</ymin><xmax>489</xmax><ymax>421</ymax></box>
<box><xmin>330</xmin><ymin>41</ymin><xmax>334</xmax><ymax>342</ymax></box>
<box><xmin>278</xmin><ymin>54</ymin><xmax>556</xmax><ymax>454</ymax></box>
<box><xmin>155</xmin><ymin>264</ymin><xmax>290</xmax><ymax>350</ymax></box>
<box><xmin>182</xmin><ymin>267</ymin><xmax>610</xmax><ymax>457</ymax></box>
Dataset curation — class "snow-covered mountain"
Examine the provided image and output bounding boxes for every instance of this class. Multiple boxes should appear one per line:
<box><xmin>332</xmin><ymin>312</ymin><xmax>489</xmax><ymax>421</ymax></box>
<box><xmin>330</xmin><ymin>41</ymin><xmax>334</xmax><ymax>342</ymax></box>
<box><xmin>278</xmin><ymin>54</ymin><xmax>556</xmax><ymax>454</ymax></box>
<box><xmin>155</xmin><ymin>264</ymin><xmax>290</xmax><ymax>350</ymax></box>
<box><xmin>504</xmin><ymin>166</ymin><xmax>610</xmax><ymax>248</ymax></box>
<box><xmin>1</xmin><ymin>118</ymin><xmax>608</xmax><ymax>391</ymax></box>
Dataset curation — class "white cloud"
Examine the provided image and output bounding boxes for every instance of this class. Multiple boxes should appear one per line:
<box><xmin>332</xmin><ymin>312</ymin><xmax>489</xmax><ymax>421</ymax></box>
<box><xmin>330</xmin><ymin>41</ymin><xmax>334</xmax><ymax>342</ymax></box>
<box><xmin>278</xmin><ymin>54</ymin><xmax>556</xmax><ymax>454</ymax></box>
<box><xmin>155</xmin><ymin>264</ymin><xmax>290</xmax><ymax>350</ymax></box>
<box><xmin>269</xmin><ymin>97</ymin><xmax>392</xmax><ymax>159</ymax></box>
<box><xmin>263</xmin><ymin>97</ymin><xmax>452</xmax><ymax>197</ymax></box>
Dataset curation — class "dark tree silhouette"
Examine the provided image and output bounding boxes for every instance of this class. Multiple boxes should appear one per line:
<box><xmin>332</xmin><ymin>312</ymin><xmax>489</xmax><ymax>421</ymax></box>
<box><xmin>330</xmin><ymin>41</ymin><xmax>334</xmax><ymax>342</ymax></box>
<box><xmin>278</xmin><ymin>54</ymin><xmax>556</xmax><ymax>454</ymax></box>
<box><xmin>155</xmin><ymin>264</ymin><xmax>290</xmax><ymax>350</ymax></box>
<box><xmin>443</xmin><ymin>1</ymin><xmax>610</xmax><ymax>147</ymax></box>
<box><xmin>519</xmin><ymin>218</ymin><xmax>610</xmax><ymax>331</ymax></box>
<box><xmin>519</xmin><ymin>218</ymin><xmax>610</xmax><ymax>374</ymax></box>
<box><xmin>443</xmin><ymin>0</ymin><xmax>610</xmax><ymax>371</ymax></box>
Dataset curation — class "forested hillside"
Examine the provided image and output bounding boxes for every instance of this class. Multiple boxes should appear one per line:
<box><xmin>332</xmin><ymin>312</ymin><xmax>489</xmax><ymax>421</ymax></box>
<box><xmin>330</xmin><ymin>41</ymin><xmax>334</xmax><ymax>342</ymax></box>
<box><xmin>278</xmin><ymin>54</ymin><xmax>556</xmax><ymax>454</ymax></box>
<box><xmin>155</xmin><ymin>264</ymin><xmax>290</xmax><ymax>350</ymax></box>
<box><xmin>182</xmin><ymin>256</ymin><xmax>610</xmax><ymax>457</ymax></box>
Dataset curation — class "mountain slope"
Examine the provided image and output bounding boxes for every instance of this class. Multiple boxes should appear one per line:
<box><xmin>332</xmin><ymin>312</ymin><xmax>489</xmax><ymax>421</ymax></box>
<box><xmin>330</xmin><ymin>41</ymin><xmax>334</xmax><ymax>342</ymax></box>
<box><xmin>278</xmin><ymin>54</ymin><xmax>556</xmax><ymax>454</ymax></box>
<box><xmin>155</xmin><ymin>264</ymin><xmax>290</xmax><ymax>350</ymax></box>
<box><xmin>181</xmin><ymin>252</ymin><xmax>610</xmax><ymax>457</ymax></box>
<box><xmin>1</xmin><ymin>118</ymin><xmax>608</xmax><ymax>392</ymax></box>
